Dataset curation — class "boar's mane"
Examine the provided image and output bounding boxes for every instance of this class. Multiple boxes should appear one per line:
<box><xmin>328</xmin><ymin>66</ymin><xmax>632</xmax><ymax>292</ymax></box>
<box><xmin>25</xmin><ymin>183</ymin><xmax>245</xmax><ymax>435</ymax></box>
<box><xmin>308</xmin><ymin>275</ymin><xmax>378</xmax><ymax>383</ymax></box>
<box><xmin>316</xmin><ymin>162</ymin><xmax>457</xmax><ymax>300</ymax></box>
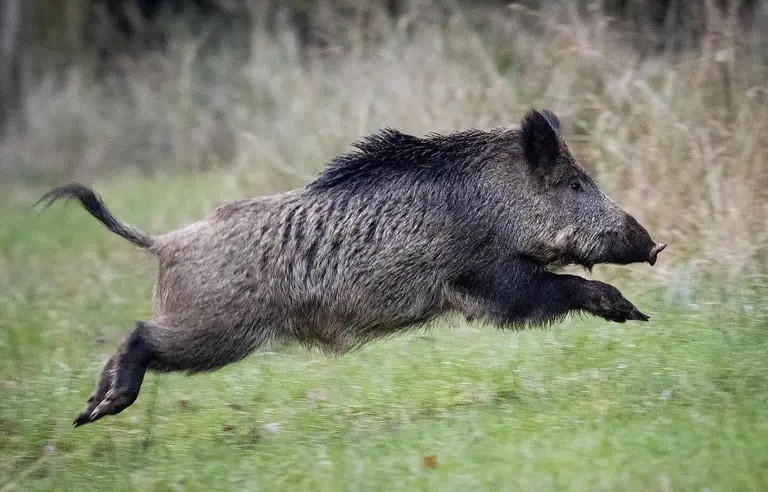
<box><xmin>307</xmin><ymin>128</ymin><xmax>493</xmax><ymax>193</ymax></box>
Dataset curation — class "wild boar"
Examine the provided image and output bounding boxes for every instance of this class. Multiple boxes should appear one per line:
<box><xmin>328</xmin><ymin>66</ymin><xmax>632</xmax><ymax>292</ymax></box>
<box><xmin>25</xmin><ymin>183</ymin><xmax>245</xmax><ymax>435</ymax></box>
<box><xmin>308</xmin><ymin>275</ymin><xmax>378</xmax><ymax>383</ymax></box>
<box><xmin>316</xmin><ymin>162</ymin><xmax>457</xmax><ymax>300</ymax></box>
<box><xmin>41</xmin><ymin>109</ymin><xmax>665</xmax><ymax>426</ymax></box>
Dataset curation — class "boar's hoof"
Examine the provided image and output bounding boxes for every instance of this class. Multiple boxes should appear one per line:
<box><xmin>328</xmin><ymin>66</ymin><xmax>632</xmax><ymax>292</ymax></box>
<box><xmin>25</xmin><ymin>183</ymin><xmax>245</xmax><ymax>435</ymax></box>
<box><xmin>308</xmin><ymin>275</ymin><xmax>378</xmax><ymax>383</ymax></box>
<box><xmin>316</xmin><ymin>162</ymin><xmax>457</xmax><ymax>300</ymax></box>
<box><xmin>602</xmin><ymin>306</ymin><xmax>649</xmax><ymax>323</ymax></box>
<box><xmin>583</xmin><ymin>281</ymin><xmax>649</xmax><ymax>323</ymax></box>
<box><xmin>648</xmin><ymin>242</ymin><xmax>667</xmax><ymax>266</ymax></box>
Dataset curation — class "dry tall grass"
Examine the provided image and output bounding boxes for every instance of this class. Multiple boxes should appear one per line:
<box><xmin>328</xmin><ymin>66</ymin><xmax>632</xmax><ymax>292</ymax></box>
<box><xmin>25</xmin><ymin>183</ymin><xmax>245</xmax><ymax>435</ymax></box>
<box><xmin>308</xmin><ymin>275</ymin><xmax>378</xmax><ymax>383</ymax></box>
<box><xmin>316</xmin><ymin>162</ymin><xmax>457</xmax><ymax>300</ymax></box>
<box><xmin>2</xmin><ymin>3</ymin><xmax>767</xmax><ymax>290</ymax></box>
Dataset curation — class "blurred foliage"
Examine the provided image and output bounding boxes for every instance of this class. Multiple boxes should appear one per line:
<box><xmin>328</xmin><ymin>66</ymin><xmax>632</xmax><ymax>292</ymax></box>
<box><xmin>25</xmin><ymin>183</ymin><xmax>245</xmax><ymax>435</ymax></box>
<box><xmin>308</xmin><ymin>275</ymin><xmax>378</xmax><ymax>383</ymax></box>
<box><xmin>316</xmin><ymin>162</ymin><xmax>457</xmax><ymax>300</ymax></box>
<box><xmin>20</xmin><ymin>1</ymin><xmax>768</xmax><ymax>66</ymax></box>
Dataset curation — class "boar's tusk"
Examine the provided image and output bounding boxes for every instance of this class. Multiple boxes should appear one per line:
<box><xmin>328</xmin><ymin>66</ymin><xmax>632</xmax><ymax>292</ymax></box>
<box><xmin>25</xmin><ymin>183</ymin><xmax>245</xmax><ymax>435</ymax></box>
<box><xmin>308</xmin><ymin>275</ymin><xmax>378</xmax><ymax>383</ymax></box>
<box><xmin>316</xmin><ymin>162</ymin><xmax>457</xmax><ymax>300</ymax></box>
<box><xmin>648</xmin><ymin>242</ymin><xmax>667</xmax><ymax>266</ymax></box>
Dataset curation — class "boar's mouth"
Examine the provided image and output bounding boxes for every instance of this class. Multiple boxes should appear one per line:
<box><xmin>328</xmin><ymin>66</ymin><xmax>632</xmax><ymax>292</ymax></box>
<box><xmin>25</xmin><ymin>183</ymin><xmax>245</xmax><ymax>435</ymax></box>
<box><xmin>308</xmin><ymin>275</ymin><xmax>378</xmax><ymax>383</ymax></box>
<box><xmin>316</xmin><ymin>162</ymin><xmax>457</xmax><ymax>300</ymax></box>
<box><xmin>569</xmin><ymin>240</ymin><xmax>665</xmax><ymax>269</ymax></box>
<box><xmin>593</xmin><ymin>238</ymin><xmax>667</xmax><ymax>267</ymax></box>
<box><xmin>569</xmin><ymin>236</ymin><xmax>666</xmax><ymax>269</ymax></box>
<box><xmin>527</xmin><ymin>228</ymin><xmax>666</xmax><ymax>269</ymax></box>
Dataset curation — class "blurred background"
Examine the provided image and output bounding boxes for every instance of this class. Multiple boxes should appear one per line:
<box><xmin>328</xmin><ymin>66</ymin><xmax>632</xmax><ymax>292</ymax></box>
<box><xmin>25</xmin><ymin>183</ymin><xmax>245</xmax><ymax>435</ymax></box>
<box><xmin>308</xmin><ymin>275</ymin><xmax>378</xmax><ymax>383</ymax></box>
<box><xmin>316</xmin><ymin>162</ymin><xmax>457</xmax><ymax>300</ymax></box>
<box><xmin>2</xmin><ymin>0</ymin><xmax>768</xmax><ymax>288</ymax></box>
<box><xmin>2</xmin><ymin>2</ymin><xmax>768</xmax><ymax>489</ymax></box>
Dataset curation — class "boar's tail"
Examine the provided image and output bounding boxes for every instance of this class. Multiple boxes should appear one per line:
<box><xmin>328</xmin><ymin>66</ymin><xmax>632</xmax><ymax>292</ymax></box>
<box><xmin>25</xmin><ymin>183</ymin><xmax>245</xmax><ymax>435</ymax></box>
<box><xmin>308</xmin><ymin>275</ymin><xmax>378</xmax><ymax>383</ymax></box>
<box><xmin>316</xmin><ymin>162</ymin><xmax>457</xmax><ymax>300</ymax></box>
<box><xmin>38</xmin><ymin>183</ymin><xmax>154</xmax><ymax>249</ymax></box>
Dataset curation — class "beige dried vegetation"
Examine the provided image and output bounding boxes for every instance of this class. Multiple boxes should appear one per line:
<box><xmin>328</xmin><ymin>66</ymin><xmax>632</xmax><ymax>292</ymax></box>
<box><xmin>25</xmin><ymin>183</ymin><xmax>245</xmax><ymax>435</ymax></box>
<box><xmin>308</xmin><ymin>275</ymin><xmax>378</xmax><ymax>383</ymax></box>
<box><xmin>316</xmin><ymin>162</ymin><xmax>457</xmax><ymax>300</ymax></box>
<box><xmin>1</xmin><ymin>3</ymin><xmax>766</xmax><ymax>287</ymax></box>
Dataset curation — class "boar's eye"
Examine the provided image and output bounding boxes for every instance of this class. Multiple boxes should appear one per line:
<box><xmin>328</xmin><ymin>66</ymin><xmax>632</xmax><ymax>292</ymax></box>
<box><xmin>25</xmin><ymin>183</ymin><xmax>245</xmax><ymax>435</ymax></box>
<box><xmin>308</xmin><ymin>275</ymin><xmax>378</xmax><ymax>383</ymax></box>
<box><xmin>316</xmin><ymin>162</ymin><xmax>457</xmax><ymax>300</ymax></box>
<box><xmin>570</xmin><ymin>181</ymin><xmax>584</xmax><ymax>192</ymax></box>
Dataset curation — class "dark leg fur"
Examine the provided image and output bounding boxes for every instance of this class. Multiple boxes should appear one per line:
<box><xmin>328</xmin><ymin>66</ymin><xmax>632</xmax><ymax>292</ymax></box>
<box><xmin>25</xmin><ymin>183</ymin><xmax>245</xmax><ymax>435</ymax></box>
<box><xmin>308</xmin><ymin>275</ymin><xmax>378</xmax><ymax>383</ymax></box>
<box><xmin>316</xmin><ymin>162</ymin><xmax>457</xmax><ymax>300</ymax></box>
<box><xmin>449</xmin><ymin>256</ymin><xmax>648</xmax><ymax>325</ymax></box>
<box><xmin>74</xmin><ymin>322</ymin><xmax>151</xmax><ymax>427</ymax></box>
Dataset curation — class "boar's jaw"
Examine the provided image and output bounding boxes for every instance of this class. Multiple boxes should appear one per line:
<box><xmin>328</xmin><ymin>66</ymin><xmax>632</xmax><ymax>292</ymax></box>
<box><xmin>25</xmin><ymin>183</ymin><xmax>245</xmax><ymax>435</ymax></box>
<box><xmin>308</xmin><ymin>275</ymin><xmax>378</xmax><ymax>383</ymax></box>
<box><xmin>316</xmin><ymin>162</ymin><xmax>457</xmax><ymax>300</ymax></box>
<box><xmin>521</xmin><ymin>235</ymin><xmax>601</xmax><ymax>270</ymax></box>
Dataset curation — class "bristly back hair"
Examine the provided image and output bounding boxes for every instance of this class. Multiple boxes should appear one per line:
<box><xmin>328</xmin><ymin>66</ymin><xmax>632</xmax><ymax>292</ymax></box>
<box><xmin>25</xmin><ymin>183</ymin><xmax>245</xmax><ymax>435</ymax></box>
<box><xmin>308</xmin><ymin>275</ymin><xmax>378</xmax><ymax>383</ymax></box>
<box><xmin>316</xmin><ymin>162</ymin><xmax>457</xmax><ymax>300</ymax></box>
<box><xmin>307</xmin><ymin>127</ymin><xmax>493</xmax><ymax>193</ymax></box>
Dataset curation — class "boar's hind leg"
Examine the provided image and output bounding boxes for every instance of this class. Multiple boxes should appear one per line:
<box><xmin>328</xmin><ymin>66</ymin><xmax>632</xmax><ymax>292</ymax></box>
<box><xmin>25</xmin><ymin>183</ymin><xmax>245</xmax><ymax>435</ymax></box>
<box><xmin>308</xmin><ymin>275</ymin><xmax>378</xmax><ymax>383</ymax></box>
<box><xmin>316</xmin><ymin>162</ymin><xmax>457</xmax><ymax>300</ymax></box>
<box><xmin>74</xmin><ymin>322</ymin><xmax>152</xmax><ymax>427</ymax></box>
<box><xmin>74</xmin><ymin>318</ymin><xmax>266</xmax><ymax>427</ymax></box>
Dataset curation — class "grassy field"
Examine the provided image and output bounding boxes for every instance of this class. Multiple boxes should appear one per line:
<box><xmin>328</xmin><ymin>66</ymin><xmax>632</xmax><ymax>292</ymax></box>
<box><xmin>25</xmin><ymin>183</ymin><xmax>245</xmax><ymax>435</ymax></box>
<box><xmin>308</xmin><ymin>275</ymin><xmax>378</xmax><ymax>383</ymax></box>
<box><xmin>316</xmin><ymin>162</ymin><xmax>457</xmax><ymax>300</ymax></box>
<box><xmin>1</xmin><ymin>175</ymin><xmax>767</xmax><ymax>491</ymax></box>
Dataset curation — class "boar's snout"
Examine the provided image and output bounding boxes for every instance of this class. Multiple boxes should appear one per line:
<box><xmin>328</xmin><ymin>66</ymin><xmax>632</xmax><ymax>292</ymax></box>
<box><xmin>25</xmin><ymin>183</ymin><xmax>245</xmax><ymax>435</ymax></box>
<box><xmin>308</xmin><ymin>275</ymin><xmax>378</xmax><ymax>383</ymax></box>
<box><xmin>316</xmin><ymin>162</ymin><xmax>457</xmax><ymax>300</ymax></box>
<box><xmin>648</xmin><ymin>242</ymin><xmax>666</xmax><ymax>266</ymax></box>
<box><xmin>599</xmin><ymin>213</ymin><xmax>665</xmax><ymax>267</ymax></box>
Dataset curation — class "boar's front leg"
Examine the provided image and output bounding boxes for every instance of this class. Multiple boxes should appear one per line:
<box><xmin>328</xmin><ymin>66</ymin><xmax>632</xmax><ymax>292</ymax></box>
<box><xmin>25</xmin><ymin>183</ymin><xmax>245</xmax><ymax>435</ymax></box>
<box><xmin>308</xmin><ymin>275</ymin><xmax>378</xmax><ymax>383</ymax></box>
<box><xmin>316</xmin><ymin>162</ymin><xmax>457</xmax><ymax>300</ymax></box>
<box><xmin>448</xmin><ymin>257</ymin><xmax>648</xmax><ymax>325</ymax></box>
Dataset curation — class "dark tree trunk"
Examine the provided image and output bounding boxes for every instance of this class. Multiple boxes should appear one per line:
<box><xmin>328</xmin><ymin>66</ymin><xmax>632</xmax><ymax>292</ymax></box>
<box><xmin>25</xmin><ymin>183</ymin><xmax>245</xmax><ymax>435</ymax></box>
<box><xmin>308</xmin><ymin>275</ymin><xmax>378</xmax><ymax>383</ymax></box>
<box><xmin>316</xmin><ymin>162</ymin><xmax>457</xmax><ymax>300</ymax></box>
<box><xmin>0</xmin><ymin>0</ymin><xmax>27</xmax><ymax>136</ymax></box>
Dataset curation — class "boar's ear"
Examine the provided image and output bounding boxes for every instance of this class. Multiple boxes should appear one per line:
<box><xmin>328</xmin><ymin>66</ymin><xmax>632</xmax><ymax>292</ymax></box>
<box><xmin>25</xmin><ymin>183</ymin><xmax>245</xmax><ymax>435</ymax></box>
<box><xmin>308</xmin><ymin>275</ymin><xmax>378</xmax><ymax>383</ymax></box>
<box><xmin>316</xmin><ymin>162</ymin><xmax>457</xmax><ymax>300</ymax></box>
<box><xmin>521</xmin><ymin>109</ymin><xmax>561</xmax><ymax>170</ymax></box>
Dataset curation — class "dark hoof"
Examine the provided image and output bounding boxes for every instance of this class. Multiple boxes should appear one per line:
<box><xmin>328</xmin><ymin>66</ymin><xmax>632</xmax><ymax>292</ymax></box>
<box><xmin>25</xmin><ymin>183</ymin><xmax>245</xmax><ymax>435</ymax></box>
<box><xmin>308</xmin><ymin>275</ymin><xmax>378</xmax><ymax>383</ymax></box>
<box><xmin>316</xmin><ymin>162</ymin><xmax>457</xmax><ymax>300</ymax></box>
<box><xmin>73</xmin><ymin>411</ymin><xmax>92</xmax><ymax>427</ymax></box>
<box><xmin>603</xmin><ymin>306</ymin><xmax>649</xmax><ymax>324</ymax></box>
<box><xmin>627</xmin><ymin>308</ymin><xmax>649</xmax><ymax>322</ymax></box>
<box><xmin>584</xmin><ymin>281</ymin><xmax>649</xmax><ymax>324</ymax></box>
<box><xmin>73</xmin><ymin>387</ymin><xmax>140</xmax><ymax>427</ymax></box>
<box><xmin>74</xmin><ymin>324</ymin><xmax>150</xmax><ymax>427</ymax></box>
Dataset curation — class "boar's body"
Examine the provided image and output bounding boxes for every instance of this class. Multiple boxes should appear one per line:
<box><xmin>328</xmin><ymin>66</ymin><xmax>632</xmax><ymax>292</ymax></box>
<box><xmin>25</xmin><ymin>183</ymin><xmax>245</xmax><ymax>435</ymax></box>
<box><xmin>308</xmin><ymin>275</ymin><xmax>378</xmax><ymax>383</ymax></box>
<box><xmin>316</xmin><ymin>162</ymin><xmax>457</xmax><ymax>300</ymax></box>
<box><xmin>42</xmin><ymin>110</ymin><xmax>665</xmax><ymax>426</ymax></box>
<box><xmin>151</xmin><ymin>190</ymin><xmax>455</xmax><ymax>358</ymax></box>
<box><xmin>152</xmin><ymin>189</ymin><xmax>467</xmax><ymax>360</ymax></box>
<box><xmin>150</xmin><ymin>130</ymin><xmax>500</xmax><ymax>360</ymax></box>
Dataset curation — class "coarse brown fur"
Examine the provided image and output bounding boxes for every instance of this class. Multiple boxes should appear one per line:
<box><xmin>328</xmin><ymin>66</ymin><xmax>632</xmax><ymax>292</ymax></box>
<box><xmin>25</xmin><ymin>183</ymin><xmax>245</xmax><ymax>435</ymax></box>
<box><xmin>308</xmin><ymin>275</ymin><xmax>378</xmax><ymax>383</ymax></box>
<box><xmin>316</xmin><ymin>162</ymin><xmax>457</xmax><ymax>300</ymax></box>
<box><xmin>40</xmin><ymin>110</ymin><xmax>666</xmax><ymax>426</ymax></box>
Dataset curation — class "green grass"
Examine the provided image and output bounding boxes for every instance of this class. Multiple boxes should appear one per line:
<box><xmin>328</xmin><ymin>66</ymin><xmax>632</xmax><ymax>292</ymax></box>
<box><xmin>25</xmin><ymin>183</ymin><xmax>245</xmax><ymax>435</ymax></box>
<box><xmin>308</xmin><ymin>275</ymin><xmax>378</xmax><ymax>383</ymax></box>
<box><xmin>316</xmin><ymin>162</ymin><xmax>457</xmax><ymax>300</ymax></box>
<box><xmin>1</xmin><ymin>175</ymin><xmax>767</xmax><ymax>491</ymax></box>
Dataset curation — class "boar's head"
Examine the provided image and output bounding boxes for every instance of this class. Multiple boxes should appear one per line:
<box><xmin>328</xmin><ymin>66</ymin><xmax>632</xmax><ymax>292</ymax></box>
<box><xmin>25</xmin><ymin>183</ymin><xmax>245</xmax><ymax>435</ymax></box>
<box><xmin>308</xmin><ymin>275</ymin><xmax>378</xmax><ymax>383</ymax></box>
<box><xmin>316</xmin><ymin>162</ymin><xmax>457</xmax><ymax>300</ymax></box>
<box><xmin>496</xmin><ymin>110</ymin><xmax>665</xmax><ymax>269</ymax></box>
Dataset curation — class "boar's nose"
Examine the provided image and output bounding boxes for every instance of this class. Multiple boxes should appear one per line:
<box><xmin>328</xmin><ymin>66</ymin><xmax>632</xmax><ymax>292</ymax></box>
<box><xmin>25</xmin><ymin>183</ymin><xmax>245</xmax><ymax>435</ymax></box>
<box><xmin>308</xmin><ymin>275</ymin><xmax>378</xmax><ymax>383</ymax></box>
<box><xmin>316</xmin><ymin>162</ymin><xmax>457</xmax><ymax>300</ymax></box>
<box><xmin>648</xmin><ymin>242</ymin><xmax>666</xmax><ymax>266</ymax></box>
